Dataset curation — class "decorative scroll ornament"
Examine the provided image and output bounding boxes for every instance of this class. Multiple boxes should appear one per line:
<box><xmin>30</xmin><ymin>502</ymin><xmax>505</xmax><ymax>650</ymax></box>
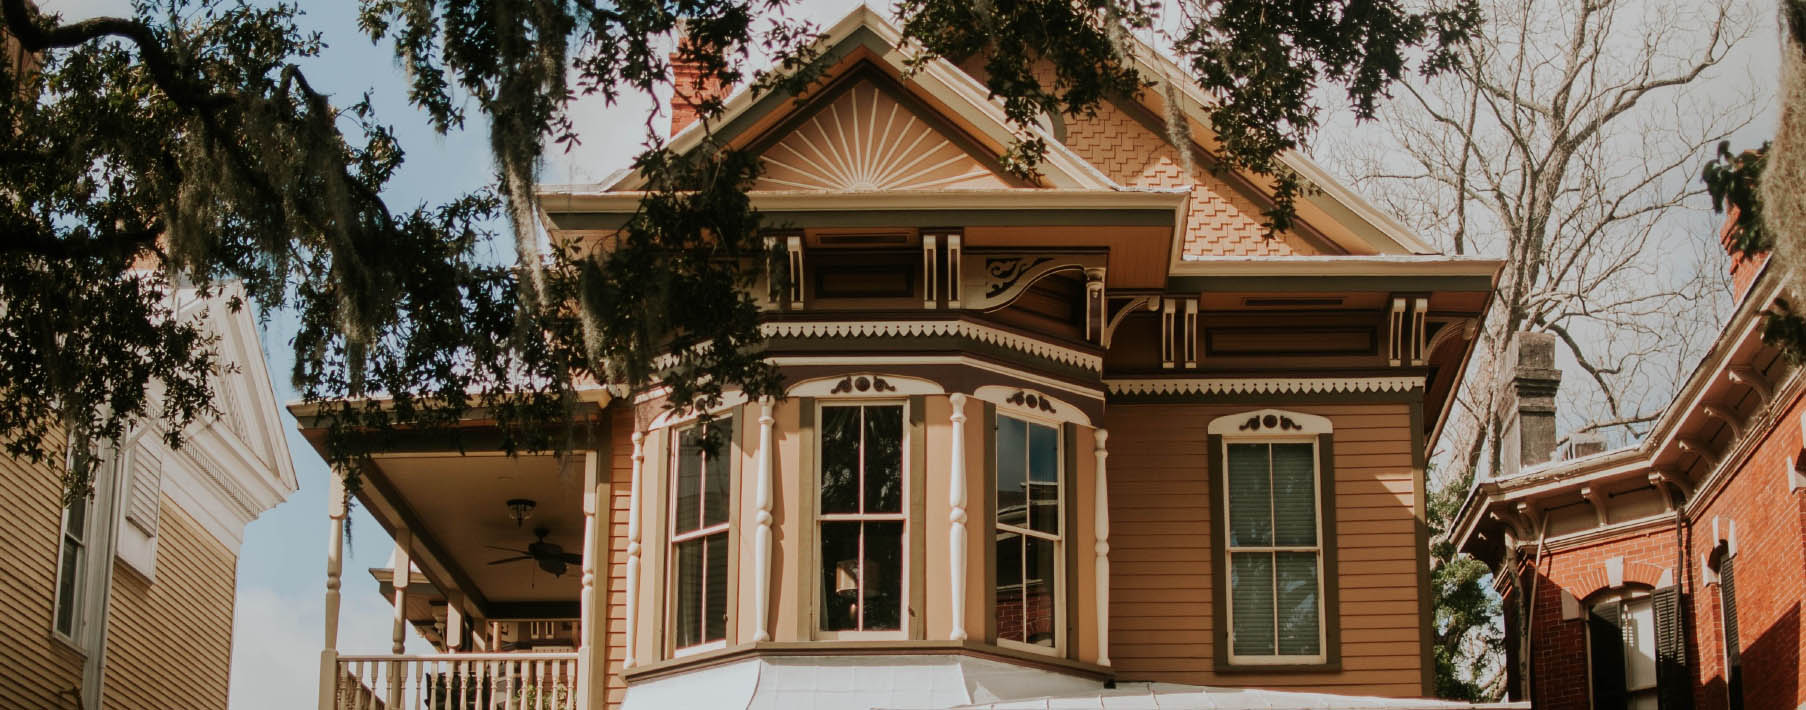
<box><xmin>984</xmin><ymin>257</ymin><xmax>1053</xmax><ymax>298</ymax></box>
<box><xmin>1239</xmin><ymin>413</ymin><xmax>1303</xmax><ymax>432</ymax></box>
<box><xmin>829</xmin><ymin>375</ymin><xmax>898</xmax><ymax>394</ymax></box>
<box><xmin>1005</xmin><ymin>389</ymin><xmax>1057</xmax><ymax>414</ymax></box>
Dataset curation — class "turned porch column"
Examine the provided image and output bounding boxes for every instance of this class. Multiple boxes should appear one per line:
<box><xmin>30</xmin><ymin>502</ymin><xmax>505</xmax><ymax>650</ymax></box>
<box><xmin>1094</xmin><ymin>429</ymin><xmax>1111</xmax><ymax>666</ymax></box>
<box><xmin>318</xmin><ymin>471</ymin><xmax>348</xmax><ymax>710</ymax></box>
<box><xmin>753</xmin><ymin>397</ymin><xmax>776</xmax><ymax>642</ymax></box>
<box><xmin>577</xmin><ymin>449</ymin><xmax>604</xmax><ymax>709</ymax></box>
<box><xmin>948</xmin><ymin>393</ymin><xmax>969</xmax><ymax>641</ymax></box>
<box><xmin>625</xmin><ymin>431</ymin><xmax>646</xmax><ymax>667</ymax></box>
<box><xmin>388</xmin><ymin>526</ymin><xmax>411</xmax><ymax>707</ymax></box>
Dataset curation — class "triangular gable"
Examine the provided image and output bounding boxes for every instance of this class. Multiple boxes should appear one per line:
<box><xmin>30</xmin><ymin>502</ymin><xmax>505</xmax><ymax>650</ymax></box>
<box><xmin>752</xmin><ymin>79</ymin><xmax>1013</xmax><ymax>192</ymax></box>
<box><xmin>603</xmin><ymin>6</ymin><xmax>1113</xmax><ymax>192</ymax></box>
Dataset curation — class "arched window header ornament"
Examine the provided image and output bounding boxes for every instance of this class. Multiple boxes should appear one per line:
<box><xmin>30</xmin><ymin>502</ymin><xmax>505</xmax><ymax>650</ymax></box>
<box><xmin>972</xmin><ymin>385</ymin><xmax>1091</xmax><ymax>427</ymax></box>
<box><xmin>646</xmin><ymin>389</ymin><xmax>751</xmax><ymax>431</ymax></box>
<box><xmin>1207</xmin><ymin>408</ymin><xmax>1332</xmax><ymax>436</ymax></box>
<box><xmin>786</xmin><ymin>373</ymin><xmax>945</xmax><ymax>398</ymax></box>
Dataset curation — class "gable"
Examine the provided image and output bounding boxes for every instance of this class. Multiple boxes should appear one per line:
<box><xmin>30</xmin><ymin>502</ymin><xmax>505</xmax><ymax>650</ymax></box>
<box><xmin>752</xmin><ymin>79</ymin><xmax>1013</xmax><ymax>193</ymax></box>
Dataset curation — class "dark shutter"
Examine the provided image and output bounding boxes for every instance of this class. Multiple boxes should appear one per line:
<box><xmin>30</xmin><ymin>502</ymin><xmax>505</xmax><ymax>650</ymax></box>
<box><xmin>1591</xmin><ymin>600</ymin><xmax>1628</xmax><ymax>710</ymax></box>
<box><xmin>1722</xmin><ymin>558</ymin><xmax>1743</xmax><ymax>710</ymax></box>
<box><xmin>1652</xmin><ymin>586</ymin><xmax>1693</xmax><ymax>710</ymax></box>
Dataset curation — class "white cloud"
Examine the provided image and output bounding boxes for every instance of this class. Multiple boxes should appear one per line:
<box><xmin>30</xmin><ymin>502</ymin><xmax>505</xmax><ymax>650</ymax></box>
<box><xmin>229</xmin><ymin>582</ymin><xmax>432</xmax><ymax>710</ymax></box>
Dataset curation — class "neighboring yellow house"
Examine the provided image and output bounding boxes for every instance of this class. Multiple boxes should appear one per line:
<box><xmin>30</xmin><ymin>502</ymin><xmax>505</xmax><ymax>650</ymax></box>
<box><xmin>0</xmin><ymin>283</ymin><xmax>298</xmax><ymax>710</ymax></box>
<box><xmin>295</xmin><ymin>6</ymin><xmax>1505</xmax><ymax>709</ymax></box>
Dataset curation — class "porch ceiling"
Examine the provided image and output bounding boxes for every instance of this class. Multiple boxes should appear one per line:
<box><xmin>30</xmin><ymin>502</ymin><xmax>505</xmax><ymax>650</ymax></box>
<box><xmin>372</xmin><ymin>452</ymin><xmax>584</xmax><ymax>605</ymax></box>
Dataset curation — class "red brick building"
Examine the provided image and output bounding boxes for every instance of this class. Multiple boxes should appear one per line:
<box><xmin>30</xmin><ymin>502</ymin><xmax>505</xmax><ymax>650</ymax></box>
<box><xmin>1453</xmin><ymin>227</ymin><xmax>1806</xmax><ymax>710</ymax></box>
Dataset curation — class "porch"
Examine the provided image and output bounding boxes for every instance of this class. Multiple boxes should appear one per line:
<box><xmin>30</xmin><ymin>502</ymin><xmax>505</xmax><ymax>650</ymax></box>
<box><xmin>307</xmin><ymin>432</ymin><xmax>613</xmax><ymax>710</ymax></box>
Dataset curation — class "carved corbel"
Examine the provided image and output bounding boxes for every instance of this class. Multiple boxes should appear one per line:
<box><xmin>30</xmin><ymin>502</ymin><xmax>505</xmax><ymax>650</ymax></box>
<box><xmin>1084</xmin><ymin>268</ymin><xmax>1107</xmax><ymax>343</ymax></box>
<box><xmin>1580</xmin><ymin>486</ymin><xmax>1609</xmax><ymax>527</ymax></box>
<box><xmin>1727</xmin><ymin>365</ymin><xmax>1773</xmax><ymax>406</ymax></box>
<box><xmin>1701</xmin><ymin>404</ymin><xmax>1746</xmax><ymax>439</ymax></box>
<box><xmin>1676</xmin><ymin>437</ymin><xmax>1719</xmax><ymax>472</ymax></box>
<box><xmin>1647</xmin><ymin>472</ymin><xmax>1676</xmax><ymax>512</ymax></box>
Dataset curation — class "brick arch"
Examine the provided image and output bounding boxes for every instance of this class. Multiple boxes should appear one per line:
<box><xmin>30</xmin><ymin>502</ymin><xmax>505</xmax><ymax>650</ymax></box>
<box><xmin>1571</xmin><ymin>571</ymin><xmax>1612</xmax><ymax>602</ymax></box>
<box><xmin>1623</xmin><ymin>561</ymin><xmax>1670</xmax><ymax>588</ymax></box>
<box><xmin>1573</xmin><ymin>562</ymin><xmax>1671</xmax><ymax>603</ymax></box>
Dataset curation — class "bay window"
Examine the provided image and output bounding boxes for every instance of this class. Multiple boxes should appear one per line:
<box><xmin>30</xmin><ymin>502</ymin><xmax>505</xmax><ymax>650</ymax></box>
<box><xmin>818</xmin><ymin>403</ymin><xmax>906</xmax><ymax>634</ymax></box>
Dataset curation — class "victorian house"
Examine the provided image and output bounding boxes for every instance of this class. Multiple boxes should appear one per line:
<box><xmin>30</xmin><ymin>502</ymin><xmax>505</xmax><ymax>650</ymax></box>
<box><xmin>1453</xmin><ymin>212</ymin><xmax>1806</xmax><ymax>710</ymax></box>
<box><xmin>296</xmin><ymin>6</ymin><xmax>1503</xmax><ymax>709</ymax></box>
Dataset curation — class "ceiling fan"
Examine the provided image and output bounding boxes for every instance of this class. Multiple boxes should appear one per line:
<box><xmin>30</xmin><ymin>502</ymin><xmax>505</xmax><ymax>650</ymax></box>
<box><xmin>487</xmin><ymin>527</ymin><xmax>582</xmax><ymax>577</ymax></box>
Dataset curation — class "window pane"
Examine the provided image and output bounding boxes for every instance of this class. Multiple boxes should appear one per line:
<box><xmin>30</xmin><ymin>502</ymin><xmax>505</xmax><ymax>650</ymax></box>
<box><xmin>994</xmin><ymin>531</ymin><xmax>1024</xmax><ymax>643</ymax></box>
<box><xmin>1028</xmin><ymin>422</ymin><xmax>1058</xmax><ymax>483</ymax></box>
<box><xmin>1271</xmin><ymin>443</ymin><xmax>1317</xmax><ymax>547</ymax></box>
<box><xmin>1231</xmin><ymin>552</ymin><xmax>1275</xmax><ymax>656</ymax></box>
<box><xmin>55</xmin><ymin>540</ymin><xmax>80</xmax><ymax>635</ymax></box>
<box><xmin>820</xmin><ymin>521</ymin><xmax>860</xmax><ymax>631</ymax></box>
<box><xmin>1275</xmin><ymin>551</ymin><xmax>1320</xmax><ymax>655</ymax></box>
<box><xmin>863</xmin><ymin>406</ymin><xmax>903</xmax><ymax>514</ymax></box>
<box><xmin>675</xmin><ymin>431</ymin><xmax>703</xmax><ymax>533</ymax></box>
<box><xmin>862</xmin><ymin>521</ymin><xmax>904</xmax><ymax>631</ymax></box>
<box><xmin>703</xmin><ymin>423</ymin><xmax>733</xmax><ymax>527</ymax></box>
<box><xmin>705</xmin><ymin>534</ymin><xmax>729</xmax><ymax>642</ymax></box>
<box><xmin>1023</xmin><ymin>535</ymin><xmax>1057</xmax><ymax>647</ymax></box>
<box><xmin>996</xmin><ymin>417</ymin><xmax>1027</xmax><ymax>529</ymax></box>
<box><xmin>1028</xmin><ymin>422</ymin><xmax>1060</xmax><ymax>534</ymax></box>
<box><xmin>66</xmin><ymin>497</ymin><xmax>86</xmax><ymax>541</ymax></box>
<box><xmin>1226</xmin><ymin>444</ymin><xmax>1272</xmax><ymax>546</ymax></box>
<box><xmin>1624</xmin><ymin>597</ymin><xmax>1658</xmax><ymax>690</ymax></box>
<box><xmin>674</xmin><ymin>538</ymin><xmax>703</xmax><ymax>648</ymax></box>
<box><xmin>820</xmin><ymin>408</ymin><xmax>861</xmax><ymax>515</ymax></box>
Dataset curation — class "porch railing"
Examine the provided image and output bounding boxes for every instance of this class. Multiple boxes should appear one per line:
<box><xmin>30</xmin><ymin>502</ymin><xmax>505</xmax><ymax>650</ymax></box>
<box><xmin>331</xmin><ymin>653</ymin><xmax>580</xmax><ymax>710</ymax></box>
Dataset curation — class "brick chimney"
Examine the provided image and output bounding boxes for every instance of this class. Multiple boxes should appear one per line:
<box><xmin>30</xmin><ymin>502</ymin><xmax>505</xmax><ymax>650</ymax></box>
<box><xmin>669</xmin><ymin>29</ymin><xmax>729</xmax><ymax>137</ymax></box>
<box><xmin>1499</xmin><ymin>331</ymin><xmax>1562</xmax><ymax>476</ymax></box>
<box><xmin>1721</xmin><ymin>206</ymin><xmax>1769</xmax><ymax>303</ymax></box>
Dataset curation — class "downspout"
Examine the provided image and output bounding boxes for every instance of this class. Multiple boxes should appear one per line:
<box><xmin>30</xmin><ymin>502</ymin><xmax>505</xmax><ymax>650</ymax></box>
<box><xmin>1519</xmin><ymin>513</ymin><xmax>1551</xmax><ymax>705</ymax></box>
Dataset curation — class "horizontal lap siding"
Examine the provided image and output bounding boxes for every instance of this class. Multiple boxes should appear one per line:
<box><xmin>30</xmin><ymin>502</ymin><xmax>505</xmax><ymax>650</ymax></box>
<box><xmin>102</xmin><ymin>498</ymin><xmax>237</xmax><ymax>710</ymax></box>
<box><xmin>604</xmin><ymin>412</ymin><xmax>633</xmax><ymax>709</ymax></box>
<box><xmin>0</xmin><ymin>437</ymin><xmax>85</xmax><ymax>709</ymax></box>
<box><xmin>1103</xmin><ymin>403</ymin><xmax>1425</xmax><ymax>695</ymax></box>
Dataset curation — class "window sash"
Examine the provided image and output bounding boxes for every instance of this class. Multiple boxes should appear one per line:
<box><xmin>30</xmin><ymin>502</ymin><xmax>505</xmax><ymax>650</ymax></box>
<box><xmin>669</xmin><ymin>422</ymin><xmax>733</xmax><ymax>651</ymax></box>
<box><xmin>53</xmin><ymin>490</ymin><xmax>90</xmax><ymax>642</ymax></box>
<box><xmin>993</xmin><ymin>414</ymin><xmax>1064</xmax><ymax>652</ymax></box>
<box><xmin>817</xmin><ymin>402</ymin><xmax>908</xmax><ymax>636</ymax></box>
<box><xmin>1223</xmin><ymin>439</ymin><xmax>1325</xmax><ymax>664</ymax></box>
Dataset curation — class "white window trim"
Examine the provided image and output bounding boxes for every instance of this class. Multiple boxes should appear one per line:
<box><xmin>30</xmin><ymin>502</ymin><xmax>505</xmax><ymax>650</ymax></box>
<box><xmin>1212</xmin><ymin>409</ymin><xmax>1332</xmax><ymax>667</ymax></box>
<box><xmin>991</xmin><ymin>408</ymin><xmax>1066</xmax><ymax>657</ymax></box>
<box><xmin>51</xmin><ymin>486</ymin><xmax>91</xmax><ymax>651</ymax></box>
<box><xmin>667</xmin><ymin>422</ymin><xmax>735</xmax><ymax>653</ymax></box>
<box><xmin>814</xmin><ymin>398</ymin><xmax>911</xmax><ymax>641</ymax></box>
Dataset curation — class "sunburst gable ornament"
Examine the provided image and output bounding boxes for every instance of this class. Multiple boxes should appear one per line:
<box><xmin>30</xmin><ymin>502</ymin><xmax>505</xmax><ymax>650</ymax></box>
<box><xmin>754</xmin><ymin>83</ymin><xmax>1008</xmax><ymax>192</ymax></box>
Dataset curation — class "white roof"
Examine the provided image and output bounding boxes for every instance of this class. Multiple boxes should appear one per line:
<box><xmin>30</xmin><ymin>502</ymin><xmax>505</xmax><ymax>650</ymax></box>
<box><xmin>922</xmin><ymin>683</ymin><xmax>1527</xmax><ymax>710</ymax></box>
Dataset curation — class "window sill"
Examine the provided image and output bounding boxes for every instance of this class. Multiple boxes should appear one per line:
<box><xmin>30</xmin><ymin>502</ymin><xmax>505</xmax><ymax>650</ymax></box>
<box><xmin>49</xmin><ymin>630</ymin><xmax>87</xmax><ymax>658</ymax></box>
<box><xmin>1211</xmin><ymin>658</ymin><xmax>1341</xmax><ymax>674</ymax></box>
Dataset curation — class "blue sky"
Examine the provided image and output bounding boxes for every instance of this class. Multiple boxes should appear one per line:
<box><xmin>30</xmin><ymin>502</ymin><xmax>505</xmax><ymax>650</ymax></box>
<box><xmin>41</xmin><ymin>0</ymin><xmax>1782</xmax><ymax>707</ymax></box>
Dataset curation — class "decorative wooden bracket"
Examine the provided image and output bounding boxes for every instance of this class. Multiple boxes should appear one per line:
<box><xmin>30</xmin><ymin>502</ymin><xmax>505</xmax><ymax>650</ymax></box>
<box><xmin>1085</xmin><ymin>268</ymin><xmax>1107</xmax><ymax>344</ymax></box>
<box><xmin>1387</xmin><ymin>295</ymin><xmax>1430</xmax><ymax>367</ymax></box>
<box><xmin>1161</xmin><ymin>296</ymin><xmax>1199</xmax><ymax>369</ymax></box>
<box><xmin>1701</xmin><ymin>404</ymin><xmax>1746</xmax><ymax>439</ymax></box>
<box><xmin>1102</xmin><ymin>295</ymin><xmax>1160</xmax><ymax>349</ymax></box>
<box><xmin>1677</xmin><ymin>437</ymin><xmax>1719</xmax><ymax>472</ymax></box>
<box><xmin>1580</xmin><ymin>486</ymin><xmax>1609</xmax><ymax>527</ymax></box>
<box><xmin>1727</xmin><ymin>365</ymin><xmax>1773</xmax><ymax>406</ymax></box>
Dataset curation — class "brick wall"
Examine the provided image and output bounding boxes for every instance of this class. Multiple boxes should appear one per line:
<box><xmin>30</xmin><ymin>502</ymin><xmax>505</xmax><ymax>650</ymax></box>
<box><xmin>1510</xmin><ymin>526</ymin><xmax>1682</xmax><ymax>710</ymax></box>
<box><xmin>1686</xmin><ymin>387</ymin><xmax>1806</xmax><ymax>710</ymax></box>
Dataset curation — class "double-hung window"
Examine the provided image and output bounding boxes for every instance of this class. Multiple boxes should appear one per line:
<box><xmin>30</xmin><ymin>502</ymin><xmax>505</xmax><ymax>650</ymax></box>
<box><xmin>993</xmin><ymin>414</ymin><xmax>1062</xmax><ymax>651</ymax></box>
<box><xmin>818</xmin><ymin>403</ymin><xmax>905</xmax><ymax>635</ymax></box>
<box><xmin>670</xmin><ymin>422</ymin><xmax>732</xmax><ymax>652</ymax></box>
<box><xmin>1210</xmin><ymin>412</ymin><xmax>1338</xmax><ymax>669</ymax></box>
<box><xmin>53</xmin><ymin>491</ymin><xmax>90</xmax><ymax>642</ymax></box>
